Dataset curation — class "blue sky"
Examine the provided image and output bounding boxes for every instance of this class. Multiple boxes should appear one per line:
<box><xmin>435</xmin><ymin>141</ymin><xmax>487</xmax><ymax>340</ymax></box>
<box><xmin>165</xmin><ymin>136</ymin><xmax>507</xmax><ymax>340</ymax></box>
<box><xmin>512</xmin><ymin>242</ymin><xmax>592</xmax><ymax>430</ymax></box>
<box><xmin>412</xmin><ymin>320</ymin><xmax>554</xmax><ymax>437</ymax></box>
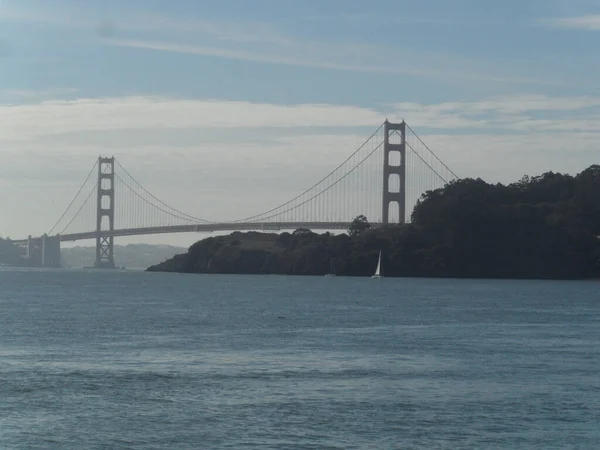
<box><xmin>3</xmin><ymin>0</ymin><xmax>600</xmax><ymax>103</ymax></box>
<box><xmin>1</xmin><ymin>0</ymin><xmax>599</xmax><ymax>243</ymax></box>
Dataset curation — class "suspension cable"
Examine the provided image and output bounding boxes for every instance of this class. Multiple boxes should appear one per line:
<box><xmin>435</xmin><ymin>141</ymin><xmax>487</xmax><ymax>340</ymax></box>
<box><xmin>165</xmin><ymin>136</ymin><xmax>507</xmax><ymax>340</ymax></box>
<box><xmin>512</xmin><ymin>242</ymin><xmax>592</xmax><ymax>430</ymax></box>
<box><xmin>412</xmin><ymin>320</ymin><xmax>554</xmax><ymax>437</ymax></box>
<box><xmin>48</xmin><ymin>160</ymin><xmax>98</xmax><ymax>235</ymax></box>
<box><xmin>405</xmin><ymin>141</ymin><xmax>449</xmax><ymax>185</ymax></box>
<box><xmin>234</xmin><ymin>122</ymin><xmax>385</xmax><ymax>223</ymax></box>
<box><xmin>254</xmin><ymin>141</ymin><xmax>384</xmax><ymax>222</ymax></box>
<box><xmin>405</xmin><ymin>123</ymin><xmax>459</xmax><ymax>179</ymax></box>
<box><xmin>114</xmin><ymin>173</ymin><xmax>204</xmax><ymax>225</ymax></box>
<box><xmin>114</xmin><ymin>159</ymin><xmax>214</xmax><ymax>224</ymax></box>
<box><xmin>59</xmin><ymin>181</ymin><xmax>98</xmax><ymax>235</ymax></box>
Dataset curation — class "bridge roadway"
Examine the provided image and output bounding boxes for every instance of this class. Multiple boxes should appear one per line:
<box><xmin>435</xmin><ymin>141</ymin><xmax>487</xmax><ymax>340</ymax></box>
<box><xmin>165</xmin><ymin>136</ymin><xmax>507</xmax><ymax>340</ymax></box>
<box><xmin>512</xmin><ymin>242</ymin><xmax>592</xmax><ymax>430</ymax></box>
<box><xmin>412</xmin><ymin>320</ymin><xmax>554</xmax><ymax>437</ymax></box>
<box><xmin>11</xmin><ymin>222</ymin><xmax>370</xmax><ymax>245</ymax></box>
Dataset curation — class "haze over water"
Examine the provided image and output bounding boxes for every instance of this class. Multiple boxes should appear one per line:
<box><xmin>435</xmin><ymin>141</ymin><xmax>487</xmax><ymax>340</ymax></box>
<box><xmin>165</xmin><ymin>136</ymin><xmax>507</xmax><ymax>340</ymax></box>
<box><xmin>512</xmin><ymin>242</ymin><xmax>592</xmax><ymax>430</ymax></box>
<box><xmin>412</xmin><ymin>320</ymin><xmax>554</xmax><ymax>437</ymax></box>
<box><xmin>1</xmin><ymin>268</ymin><xmax>599</xmax><ymax>448</ymax></box>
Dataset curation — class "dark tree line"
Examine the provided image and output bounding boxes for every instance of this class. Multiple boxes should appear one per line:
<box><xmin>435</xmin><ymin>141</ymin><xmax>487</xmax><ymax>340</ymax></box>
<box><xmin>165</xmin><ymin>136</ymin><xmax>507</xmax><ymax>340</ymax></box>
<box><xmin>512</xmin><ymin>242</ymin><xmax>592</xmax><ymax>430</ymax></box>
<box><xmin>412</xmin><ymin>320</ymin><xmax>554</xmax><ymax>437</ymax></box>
<box><xmin>403</xmin><ymin>164</ymin><xmax>600</xmax><ymax>279</ymax></box>
<box><xmin>149</xmin><ymin>165</ymin><xmax>600</xmax><ymax>279</ymax></box>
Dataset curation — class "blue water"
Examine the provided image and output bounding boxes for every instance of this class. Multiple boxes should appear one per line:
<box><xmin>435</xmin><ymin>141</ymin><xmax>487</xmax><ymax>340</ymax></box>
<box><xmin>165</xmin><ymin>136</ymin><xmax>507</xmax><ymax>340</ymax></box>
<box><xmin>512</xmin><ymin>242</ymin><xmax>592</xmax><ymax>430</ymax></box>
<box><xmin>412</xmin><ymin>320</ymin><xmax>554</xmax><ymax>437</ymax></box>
<box><xmin>1</xmin><ymin>269</ymin><xmax>599</xmax><ymax>449</ymax></box>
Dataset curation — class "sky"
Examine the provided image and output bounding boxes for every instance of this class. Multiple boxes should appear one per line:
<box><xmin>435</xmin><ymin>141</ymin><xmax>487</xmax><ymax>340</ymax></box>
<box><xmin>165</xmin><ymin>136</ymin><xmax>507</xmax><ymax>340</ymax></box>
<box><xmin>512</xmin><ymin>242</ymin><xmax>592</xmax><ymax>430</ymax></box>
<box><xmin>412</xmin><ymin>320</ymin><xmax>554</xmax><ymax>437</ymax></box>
<box><xmin>1</xmin><ymin>0</ymin><xmax>599</xmax><ymax>246</ymax></box>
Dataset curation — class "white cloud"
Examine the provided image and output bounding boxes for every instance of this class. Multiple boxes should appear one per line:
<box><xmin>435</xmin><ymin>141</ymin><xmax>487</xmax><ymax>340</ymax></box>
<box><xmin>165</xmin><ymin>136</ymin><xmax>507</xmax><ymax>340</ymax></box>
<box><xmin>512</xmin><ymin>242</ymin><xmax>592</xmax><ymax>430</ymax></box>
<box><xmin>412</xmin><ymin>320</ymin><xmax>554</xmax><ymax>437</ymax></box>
<box><xmin>394</xmin><ymin>94</ymin><xmax>600</xmax><ymax>132</ymax></box>
<box><xmin>107</xmin><ymin>38</ymin><xmax>441</xmax><ymax>79</ymax></box>
<box><xmin>417</xmin><ymin>132</ymin><xmax>599</xmax><ymax>182</ymax></box>
<box><xmin>433</xmin><ymin>94</ymin><xmax>600</xmax><ymax>114</ymax></box>
<box><xmin>0</xmin><ymin>96</ymin><xmax>384</xmax><ymax>141</ymax></box>
<box><xmin>123</xmin><ymin>14</ymin><xmax>296</xmax><ymax>47</ymax></box>
<box><xmin>105</xmin><ymin>37</ymin><xmax>553</xmax><ymax>86</ymax></box>
<box><xmin>538</xmin><ymin>15</ymin><xmax>600</xmax><ymax>30</ymax></box>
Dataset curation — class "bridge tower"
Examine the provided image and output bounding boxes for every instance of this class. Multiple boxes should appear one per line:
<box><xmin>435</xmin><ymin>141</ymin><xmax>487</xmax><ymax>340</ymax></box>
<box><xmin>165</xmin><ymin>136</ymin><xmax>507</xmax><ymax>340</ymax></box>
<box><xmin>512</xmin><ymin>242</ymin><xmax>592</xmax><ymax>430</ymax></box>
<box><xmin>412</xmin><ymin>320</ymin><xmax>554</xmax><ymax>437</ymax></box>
<box><xmin>95</xmin><ymin>157</ymin><xmax>115</xmax><ymax>269</ymax></box>
<box><xmin>382</xmin><ymin>120</ymin><xmax>407</xmax><ymax>223</ymax></box>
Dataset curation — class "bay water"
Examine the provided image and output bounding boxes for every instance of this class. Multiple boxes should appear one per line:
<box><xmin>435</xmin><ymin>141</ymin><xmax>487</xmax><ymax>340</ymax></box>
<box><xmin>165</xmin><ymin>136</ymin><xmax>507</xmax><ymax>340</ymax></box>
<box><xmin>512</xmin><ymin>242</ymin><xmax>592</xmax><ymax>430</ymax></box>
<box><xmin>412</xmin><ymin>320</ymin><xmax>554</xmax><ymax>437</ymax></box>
<box><xmin>1</xmin><ymin>269</ymin><xmax>599</xmax><ymax>448</ymax></box>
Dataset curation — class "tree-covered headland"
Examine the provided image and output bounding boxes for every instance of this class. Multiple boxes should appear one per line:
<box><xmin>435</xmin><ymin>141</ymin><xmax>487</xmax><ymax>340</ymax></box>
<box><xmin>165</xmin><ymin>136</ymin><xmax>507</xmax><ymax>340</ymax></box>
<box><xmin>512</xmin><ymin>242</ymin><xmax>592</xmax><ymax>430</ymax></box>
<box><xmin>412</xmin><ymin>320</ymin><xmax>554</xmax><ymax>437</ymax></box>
<box><xmin>149</xmin><ymin>164</ymin><xmax>600</xmax><ymax>279</ymax></box>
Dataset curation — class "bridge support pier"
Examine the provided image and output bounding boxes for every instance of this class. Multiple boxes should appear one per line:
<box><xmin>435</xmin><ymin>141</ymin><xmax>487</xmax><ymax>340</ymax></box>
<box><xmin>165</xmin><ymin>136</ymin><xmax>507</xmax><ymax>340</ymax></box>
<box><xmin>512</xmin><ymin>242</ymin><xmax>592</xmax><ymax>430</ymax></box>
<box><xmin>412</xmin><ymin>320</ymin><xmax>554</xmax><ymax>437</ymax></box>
<box><xmin>95</xmin><ymin>157</ymin><xmax>116</xmax><ymax>269</ymax></box>
<box><xmin>41</xmin><ymin>235</ymin><xmax>61</xmax><ymax>268</ymax></box>
<box><xmin>382</xmin><ymin>120</ymin><xmax>407</xmax><ymax>224</ymax></box>
<box><xmin>22</xmin><ymin>235</ymin><xmax>61</xmax><ymax>267</ymax></box>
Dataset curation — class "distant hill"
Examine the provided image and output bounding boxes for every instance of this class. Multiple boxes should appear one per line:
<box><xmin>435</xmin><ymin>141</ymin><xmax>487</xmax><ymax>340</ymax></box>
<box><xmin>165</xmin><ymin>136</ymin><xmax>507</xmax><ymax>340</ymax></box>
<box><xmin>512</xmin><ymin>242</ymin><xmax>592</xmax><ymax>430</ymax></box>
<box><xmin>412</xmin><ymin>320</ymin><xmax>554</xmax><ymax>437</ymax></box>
<box><xmin>61</xmin><ymin>244</ymin><xmax>186</xmax><ymax>269</ymax></box>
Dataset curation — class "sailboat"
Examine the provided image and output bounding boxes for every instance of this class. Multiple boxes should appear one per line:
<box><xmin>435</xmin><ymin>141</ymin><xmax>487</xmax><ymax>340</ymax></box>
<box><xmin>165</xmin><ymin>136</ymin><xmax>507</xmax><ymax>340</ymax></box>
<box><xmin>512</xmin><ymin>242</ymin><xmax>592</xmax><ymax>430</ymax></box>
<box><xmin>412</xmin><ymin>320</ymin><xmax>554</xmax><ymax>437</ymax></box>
<box><xmin>325</xmin><ymin>259</ymin><xmax>337</xmax><ymax>277</ymax></box>
<box><xmin>371</xmin><ymin>251</ymin><xmax>383</xmax><ymax>279</ymax></box>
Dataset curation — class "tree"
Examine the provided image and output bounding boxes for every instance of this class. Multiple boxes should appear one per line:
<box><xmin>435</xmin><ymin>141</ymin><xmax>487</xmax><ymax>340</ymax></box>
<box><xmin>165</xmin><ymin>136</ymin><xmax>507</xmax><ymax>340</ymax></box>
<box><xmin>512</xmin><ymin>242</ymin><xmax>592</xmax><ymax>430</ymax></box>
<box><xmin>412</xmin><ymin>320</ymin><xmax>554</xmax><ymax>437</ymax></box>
<box><xmin>292</xmin><ymin>228</ymin><xmax>313</xmax><ymax>236</ymax></box>
<box><xmin>348</xmin><ymin>215</ymin><xmax>371</xmax><ymax>237</ymax></box>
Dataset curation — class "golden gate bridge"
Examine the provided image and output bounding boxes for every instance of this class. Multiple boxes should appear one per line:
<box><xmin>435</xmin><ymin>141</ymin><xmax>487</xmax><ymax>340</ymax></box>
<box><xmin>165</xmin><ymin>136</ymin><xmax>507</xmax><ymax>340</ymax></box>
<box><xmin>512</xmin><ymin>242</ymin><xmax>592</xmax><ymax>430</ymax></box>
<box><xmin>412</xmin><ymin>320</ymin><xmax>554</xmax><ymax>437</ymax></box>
<box><xmin>12</xmin><ymin>121</ymin><xmax>458</xmax><ymax>268</ymax></box>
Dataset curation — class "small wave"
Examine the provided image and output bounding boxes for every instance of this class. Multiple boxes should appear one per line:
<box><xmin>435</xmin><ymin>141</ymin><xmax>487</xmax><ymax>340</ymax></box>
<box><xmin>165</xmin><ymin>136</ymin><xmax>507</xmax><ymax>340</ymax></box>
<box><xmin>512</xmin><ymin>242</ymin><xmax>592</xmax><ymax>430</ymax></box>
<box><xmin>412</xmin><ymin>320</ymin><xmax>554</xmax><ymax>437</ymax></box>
<box><xmin>202</xmin><ymin>367</ymin><xmax>389</xmax><ymax>382</ymax></box>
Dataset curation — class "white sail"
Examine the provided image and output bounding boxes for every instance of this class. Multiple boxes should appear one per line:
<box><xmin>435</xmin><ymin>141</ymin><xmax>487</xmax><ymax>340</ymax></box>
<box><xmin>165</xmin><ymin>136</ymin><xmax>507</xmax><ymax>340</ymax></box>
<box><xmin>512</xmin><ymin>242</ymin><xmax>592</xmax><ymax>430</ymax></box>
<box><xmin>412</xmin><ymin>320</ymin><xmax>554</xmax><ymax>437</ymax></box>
<box><xmin>372</xmin><ymin>251</ymin><xmax>382</xmax><ymax>278</ymax></box>
<box><xmin>326</xmin><ymin>259</ymin><xmax>336</xmax><ymax>277</ymax></box>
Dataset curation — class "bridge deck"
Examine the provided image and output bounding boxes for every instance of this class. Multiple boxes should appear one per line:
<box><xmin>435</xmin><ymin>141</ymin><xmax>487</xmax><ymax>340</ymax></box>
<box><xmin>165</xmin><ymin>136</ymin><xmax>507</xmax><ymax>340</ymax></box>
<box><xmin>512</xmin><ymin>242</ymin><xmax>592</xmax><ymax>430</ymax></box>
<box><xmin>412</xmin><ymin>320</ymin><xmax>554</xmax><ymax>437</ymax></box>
<box><xmin>12</xmin><ymin>222</ymin><xmax>383</xmax><ymax>244</ymax></box>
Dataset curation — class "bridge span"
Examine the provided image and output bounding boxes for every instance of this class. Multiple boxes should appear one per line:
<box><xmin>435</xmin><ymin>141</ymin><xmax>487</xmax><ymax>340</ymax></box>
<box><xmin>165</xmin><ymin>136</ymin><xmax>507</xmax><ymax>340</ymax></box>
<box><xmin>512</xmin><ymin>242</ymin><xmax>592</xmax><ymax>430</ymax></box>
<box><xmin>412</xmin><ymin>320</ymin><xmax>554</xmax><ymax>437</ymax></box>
<box><xmin>14</xmin><ymin>120</ymin><xmax>457</xmax><ymax>268</ymax></box>
<box><xmin>12</xmin><ymin>222</ymin><xmax>360</xmax><ymax>268</ymax></box>
<box><xmin>12</xmin><ymin>222</ymin><xmax>354</xmax><ymax>246</ymax></box>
